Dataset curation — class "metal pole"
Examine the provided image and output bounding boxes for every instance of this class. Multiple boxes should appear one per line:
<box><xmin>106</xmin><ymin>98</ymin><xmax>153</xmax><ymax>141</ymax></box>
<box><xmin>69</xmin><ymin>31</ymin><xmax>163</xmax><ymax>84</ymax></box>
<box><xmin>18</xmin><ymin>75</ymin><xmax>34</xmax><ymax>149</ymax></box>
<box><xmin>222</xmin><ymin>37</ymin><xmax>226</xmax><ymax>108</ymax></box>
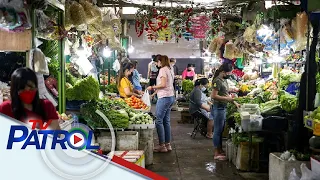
<box><xmin>306</xmin><ymin>15</ymin><xmax>310</xmax><ymax>111</ymax></box>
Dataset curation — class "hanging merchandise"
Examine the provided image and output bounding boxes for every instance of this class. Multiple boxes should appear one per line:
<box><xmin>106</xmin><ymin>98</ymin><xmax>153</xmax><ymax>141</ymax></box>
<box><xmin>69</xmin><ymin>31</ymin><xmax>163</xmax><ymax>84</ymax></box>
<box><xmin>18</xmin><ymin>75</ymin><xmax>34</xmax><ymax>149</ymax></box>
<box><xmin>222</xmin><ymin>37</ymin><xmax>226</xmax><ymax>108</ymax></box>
<box><xmin>29</xmin><ymin>48</ymin><xmax>49</xmax><ymax>75</ymax></box>
<box><xmin>113</xmin><ymin>59</ymin><xmax>120</xmax><ymax>72</ymax></box>
<box><xmin>36</xmin><ymin>73</ymin><xmax>58</xmax><ymax>107</ymax></box>
<box><xmin>190</xmin><ymin>14</ymin><xmax>210</xmax><ymax>39</ymax></box>
<box><xmin>79</xmin><ymin>0</ymin><xmax>99</xmax><ymax>24</ymax></box>
<box><xmin>243</xmin><ymin>25</ymin><xmax>256</xmax><ymax>43</ymax></box>
<box><xmin>292</xmin><ymin>12</ymin><xmax>308</xmax><ymax>52</ymax></box>
<box><xmin>65</xmin><ymin>2</ymin><xmax>73</xmax><ymax>31</ymax></box>
<box><xmin>70</xmin><ymin>55</ymin><xmax>94</xmax><ymax>76</ymax></box>
<box><xmin>223</xmin><ymin>41</ymin><xmax>235</xmax><ymax>60</ymax></box>
<box><xmin>256</xmin><ymin>25</ymin><xmax>276</xmax><ymax>52</ymax></box>
<box><xmin>69</xmin><ymin>1</ymin><xmax>87</xmax><ymax>30</ymax></box>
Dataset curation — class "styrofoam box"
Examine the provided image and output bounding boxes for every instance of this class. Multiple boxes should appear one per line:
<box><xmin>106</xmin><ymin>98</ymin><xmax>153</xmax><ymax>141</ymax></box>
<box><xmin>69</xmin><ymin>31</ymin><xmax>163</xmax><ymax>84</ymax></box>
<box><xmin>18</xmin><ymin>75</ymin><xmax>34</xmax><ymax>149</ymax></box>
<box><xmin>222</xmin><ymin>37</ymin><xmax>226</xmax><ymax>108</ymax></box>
<box><xmin>109</xmin><ymin>151</ymin><xmax>145</xmax><ymax>168</ymax></box>
<box><xmin>60</xmin><ymin>119</ymin><xmax>74</xmax><ymax>131</ymax></box>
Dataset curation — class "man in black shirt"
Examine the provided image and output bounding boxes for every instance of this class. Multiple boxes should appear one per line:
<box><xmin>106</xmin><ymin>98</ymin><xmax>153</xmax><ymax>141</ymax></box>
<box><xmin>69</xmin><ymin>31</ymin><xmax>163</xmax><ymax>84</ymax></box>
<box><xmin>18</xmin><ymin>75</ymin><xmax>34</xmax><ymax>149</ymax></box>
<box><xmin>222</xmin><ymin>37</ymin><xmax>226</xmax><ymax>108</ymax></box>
<box><xmin>170</xmin><ymin>58</ymin><xmax>179</xmax><ymax>94</ymax></box>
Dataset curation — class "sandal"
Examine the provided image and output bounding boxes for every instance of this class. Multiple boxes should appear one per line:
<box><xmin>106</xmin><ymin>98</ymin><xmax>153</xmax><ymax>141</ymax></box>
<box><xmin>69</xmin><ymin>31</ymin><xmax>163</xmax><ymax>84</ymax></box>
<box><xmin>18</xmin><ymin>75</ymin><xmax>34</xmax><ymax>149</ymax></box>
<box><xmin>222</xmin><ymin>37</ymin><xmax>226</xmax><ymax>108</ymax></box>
<box><xmin>206</xmin><ymin>134</ymin><xmax>213</xmax><ymax>139</ymax></box>
<box><xmin>214</xmin><ymin>154</ymin><xmax>227</xmax><ymax>161</ymax></box>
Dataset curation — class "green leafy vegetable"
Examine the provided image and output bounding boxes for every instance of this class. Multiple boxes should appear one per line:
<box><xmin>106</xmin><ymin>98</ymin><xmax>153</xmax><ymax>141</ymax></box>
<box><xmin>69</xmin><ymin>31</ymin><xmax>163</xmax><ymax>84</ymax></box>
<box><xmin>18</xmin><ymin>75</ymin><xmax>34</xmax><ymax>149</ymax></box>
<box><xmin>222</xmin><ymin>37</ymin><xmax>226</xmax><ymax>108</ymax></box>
<box><xmin>66</xmin><ymin>76</ymin><xmax>100</xmax><ymax>101</ymax></box>
<box><xmin>182</xmin><ymin>80</ymin><xmax>194</xmax><ymax>94</ymax></box>
<box><xmin>279</xmin><ymin>91</ymin><xmax>298</xmax><ymax>113</ymax></box>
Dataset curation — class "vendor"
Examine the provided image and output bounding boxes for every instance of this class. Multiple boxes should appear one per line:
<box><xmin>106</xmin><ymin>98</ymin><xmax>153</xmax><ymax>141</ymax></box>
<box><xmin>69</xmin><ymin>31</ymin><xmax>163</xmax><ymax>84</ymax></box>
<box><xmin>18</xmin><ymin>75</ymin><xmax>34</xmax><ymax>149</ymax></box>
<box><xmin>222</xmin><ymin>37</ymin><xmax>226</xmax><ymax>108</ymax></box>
<box><xmin>182</xmin><ymin>64</ymin><xmax>196</xmax><ymax>81</ymax></box>
<box><xmin>130</xmin><ymin>60</ymin><xmax>143</xmax><ymax>94</ymax></box>
<box><xmin>117</xmin><ymin>62</ymin><xmax>143</xmax><ymax>98</ymax></box>
<box><xmin>0</xmin><ymin>67</ymin><xmax>61</xmax><ymax>130</ymax></box>
<box><xmin>189</xmin><ymin>78</ymin><xmax>214</xmax><ymax>139</ymax></box>
<box><xmin>211</xmin><ymin>63</ymin><xmax>240</xmax><ymax>161</ymax></box>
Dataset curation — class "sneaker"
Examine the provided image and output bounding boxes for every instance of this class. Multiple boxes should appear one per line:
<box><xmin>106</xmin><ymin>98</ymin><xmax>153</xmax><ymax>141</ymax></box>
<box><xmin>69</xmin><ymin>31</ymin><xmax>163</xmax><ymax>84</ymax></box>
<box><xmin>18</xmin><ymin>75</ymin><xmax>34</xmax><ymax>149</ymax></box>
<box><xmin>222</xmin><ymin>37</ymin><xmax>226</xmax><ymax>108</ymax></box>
<box><xmin>154</xmin><ymin>144</ymin><xmax>168</xmax><ymax>153</ymax></box>
<box><xmin>165</xmin><ymin>143</ymin><xmax>172</xmax><ymax>151</ymax></box>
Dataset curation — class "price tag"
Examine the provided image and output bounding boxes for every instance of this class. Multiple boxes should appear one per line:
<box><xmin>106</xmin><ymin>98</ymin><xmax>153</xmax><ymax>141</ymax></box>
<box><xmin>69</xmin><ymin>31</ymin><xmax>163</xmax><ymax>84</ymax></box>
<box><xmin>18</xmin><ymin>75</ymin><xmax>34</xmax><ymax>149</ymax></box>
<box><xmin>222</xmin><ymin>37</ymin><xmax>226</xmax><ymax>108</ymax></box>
<box><xmin>305</xmin><ymin>118</ymin><xmax>314</xmax><ymax>130</ymax></box>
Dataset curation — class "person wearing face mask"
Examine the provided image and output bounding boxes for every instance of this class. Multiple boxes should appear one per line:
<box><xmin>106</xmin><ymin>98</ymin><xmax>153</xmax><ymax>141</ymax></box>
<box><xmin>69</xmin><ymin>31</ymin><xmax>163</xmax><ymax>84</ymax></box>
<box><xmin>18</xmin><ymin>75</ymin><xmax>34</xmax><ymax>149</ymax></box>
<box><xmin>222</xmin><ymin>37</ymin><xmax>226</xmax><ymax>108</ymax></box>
<box><xmin>147</xmin><ymin>55</ymin><xmax>175</xmax><ymax>153</ymax></box>
<box><xmin>182</xmin><ymin>64</ymin><xmax>196</xmax><ymax>82</ymax></box>
<box><xmin>130</xmin><ymin>60</ymin><xmax>143</xmax><ymax>94</ymax></box>
<box><xmin>117</xmin><ymin>62</ymin><xmax>143</xmax><ymax>98</ymax></box>
<box><xmin>0</xmin><ymin>67</ymin><xmax>61</xmax><ymax>130</ymax></box>
<box><xmin>189</xmin><ymin>78</ymin><xmax>214</xmax><ymax>139</ymax></box>
<box><xmin>170</xmin><ymin>58</ymin><xmax>179</xmax><ymax>94</ymax></box>
<box><xmin>211</xmin><ymin>63</ymin><xmax>240</xmax><ymax>161</ymax></box>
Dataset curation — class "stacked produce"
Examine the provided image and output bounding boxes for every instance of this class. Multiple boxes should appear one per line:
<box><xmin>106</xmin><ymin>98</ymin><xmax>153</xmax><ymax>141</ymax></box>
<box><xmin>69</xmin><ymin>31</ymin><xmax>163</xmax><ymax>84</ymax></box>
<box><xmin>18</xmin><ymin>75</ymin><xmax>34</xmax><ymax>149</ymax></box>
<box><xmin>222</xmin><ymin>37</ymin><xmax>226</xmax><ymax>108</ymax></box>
<box><xmin>279</xmin><ymin>69</ymin><xmax>301</xmax><ymax>89</ymax></box>
<box><xmin>128</xmin><ymin>111</ymin><xmax>154</xmax><ymax>125</ymax></box>
<box><xmin>182</xmin><ymin>80</ymin><xmax>194</xmax><ymax>94</ymax></box>
<box><xmin>278</xmin><ymin>90</ymin><xmax>298</xmax><ymax>113</ymax></box>
<box><xmin>100</xmin><ymin>83</ymin><xmax>118</xmax><ymax>94</ymax></box>
<box><xmin>100</xmin><ymin>73</ymin><xmax>116</xmax><ymax>85</ymax></box>
<box><xmin>125</xmin><ymin>96</ymin><xmax>150</xmax><ymax>110</ymax></box>
<box><xmin>66</xmin><ymin>76</ymin><xmax>100</xmax><ymax>101</ymax></box>
<box><xmin>80</xmin><ymin>97</ymin><xmax>153</xmax><ymax>129</ymax></box>
<box><xmin>305</xmin><ymin>107</ymin><xmax>320</xmax><ymax>121</ymax></box>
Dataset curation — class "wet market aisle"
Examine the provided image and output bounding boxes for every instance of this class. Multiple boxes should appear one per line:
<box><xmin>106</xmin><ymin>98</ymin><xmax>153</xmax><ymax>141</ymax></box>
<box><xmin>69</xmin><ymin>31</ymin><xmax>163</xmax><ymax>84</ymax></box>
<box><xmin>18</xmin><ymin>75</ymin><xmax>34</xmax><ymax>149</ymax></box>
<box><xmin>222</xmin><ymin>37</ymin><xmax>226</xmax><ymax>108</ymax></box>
<box><xmin>146</xmin><ymin>109</ymin><xmax>268</xmax><ymax>180</ymax></box>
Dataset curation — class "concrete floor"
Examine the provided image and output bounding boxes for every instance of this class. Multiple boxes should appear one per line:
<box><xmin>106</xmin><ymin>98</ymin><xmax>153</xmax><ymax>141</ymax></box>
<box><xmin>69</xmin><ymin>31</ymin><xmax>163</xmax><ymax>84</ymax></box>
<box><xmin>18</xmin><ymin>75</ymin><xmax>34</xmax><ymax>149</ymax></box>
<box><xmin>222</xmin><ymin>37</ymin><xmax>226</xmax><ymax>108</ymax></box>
<box><xmin>146</xmin><ymin>109</ymin><xmax>268</xmax><ymax>180</ymax></box>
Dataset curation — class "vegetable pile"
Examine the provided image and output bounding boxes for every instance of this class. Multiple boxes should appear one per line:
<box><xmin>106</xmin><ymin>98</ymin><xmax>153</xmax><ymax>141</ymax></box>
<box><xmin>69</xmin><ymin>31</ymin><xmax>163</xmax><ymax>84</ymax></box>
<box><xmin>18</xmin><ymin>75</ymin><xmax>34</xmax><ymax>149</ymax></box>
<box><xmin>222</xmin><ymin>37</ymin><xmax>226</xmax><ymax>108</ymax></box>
<box><xmin>260</xmin><ymin>100</ymin><xmax>282</xmax><ymax>116</ymax></box>
<box><xmin>66</xmin><ymin>76</ymin><xmax>100</xmax><ymax>101</ymax></box>
<box><xmin>279</xmin><ymin>69</ymin><xmax>301</xmax><ymax>89</ymax></box>
<box><xmin>128</xmin><ymin>111</ymin><xmax>153</xmax><ymax>125</ymax></box>
<box><xmin>305</xmin><ymin>106</ymin><xmax>320</xmax><ymax>121</ymax></box>
<box><xmin>80</xmin><ymin>99</ymin><xmax>129</xmax><ymax>129</ymax></box>
<box><xmin>125</xmin><ymin>96</ymin><xmax>149</xmax><ymax>110</ymax></box>
<box><xmin>182</xmin><ymin>80</ymin><xmax>194</xmax><ymax>94</ymax></box>
<box><xmin>279</xmin><ymin>90</ymin><xmax>298</xmax><ymax>113</ymax></box>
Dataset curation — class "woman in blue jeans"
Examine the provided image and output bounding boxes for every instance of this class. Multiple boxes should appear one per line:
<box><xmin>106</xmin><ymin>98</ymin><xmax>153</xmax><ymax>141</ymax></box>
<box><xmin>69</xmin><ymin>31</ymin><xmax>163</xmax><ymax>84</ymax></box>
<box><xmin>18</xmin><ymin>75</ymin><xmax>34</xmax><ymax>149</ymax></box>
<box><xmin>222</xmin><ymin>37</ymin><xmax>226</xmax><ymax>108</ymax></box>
<box><xmin>147</xmin><ymin>55</ymin><xmax>175</xmax><ymax>153</ymax></box>
<box><xmin>211</xmin><ymin>63</ymin><xmax>240</xmax><ymax>160</ymax></box>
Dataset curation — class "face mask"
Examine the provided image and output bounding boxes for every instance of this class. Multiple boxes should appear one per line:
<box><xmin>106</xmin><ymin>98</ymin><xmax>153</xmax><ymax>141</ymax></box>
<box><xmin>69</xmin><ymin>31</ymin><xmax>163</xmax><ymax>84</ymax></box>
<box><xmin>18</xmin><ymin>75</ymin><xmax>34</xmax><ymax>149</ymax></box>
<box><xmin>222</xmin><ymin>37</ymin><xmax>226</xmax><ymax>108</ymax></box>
<box><xmin>19</xmin><ymin>90</ymin><xmax>37</xmax><ymax>104</ymax></box>
<box><xmin>201</xmin><ymin>87</ymin><xmax>206</xmax><ymax>92</ymax></box>
<box><xmin>224</xmin><ymin>75</ymin><xmax>232</xmax><ymax>79</ymax></box>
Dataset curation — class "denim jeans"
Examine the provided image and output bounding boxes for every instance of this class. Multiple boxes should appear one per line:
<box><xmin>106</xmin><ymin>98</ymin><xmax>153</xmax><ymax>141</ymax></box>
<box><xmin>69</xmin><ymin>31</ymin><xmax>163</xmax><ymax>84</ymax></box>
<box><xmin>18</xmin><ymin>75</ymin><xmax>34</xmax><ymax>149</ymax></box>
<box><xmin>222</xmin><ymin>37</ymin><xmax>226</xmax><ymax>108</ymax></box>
<box><xmin>155</xmin><ymin>96</ymin><xmax>175</xmax><ymax>144</ymax></box>
<box><xmin>211</xmin><ymin>104</ymin><xmax>227</xmax><ymax>148</ymax></box>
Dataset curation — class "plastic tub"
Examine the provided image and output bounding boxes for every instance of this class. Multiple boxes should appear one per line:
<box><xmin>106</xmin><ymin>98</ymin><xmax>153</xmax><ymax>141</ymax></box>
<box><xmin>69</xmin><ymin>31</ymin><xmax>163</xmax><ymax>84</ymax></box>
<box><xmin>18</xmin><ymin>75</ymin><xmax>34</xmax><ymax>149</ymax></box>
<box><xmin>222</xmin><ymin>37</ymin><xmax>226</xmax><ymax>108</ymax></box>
<box><xmin>241</xmin><ymin>119</ymin><xmax>250</xmax><ymax>132</ymax></box>
<box><xmin>248</xmin><ymin>115</ymin><xmax>263</xmax><ymax>131</ymax></box>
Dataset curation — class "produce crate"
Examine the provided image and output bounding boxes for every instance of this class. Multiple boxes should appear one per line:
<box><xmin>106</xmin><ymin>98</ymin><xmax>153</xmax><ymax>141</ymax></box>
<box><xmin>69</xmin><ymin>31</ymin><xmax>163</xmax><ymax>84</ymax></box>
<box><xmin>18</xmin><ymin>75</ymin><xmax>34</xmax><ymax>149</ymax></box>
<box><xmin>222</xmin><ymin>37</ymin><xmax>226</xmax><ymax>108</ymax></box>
<box><xmin>109</xmin><ymin>151</ymin><xmax>145</xmax><ymax>168</ymax></box>
<box><xmin>128</xmin><ymin>123</ymin><xmax>155</xmax><ymax>129</ymax></box>
<box><xmin>96</xmin><ymin>131</ymin><xmax>113</xmax><ymax>152</ymax></box>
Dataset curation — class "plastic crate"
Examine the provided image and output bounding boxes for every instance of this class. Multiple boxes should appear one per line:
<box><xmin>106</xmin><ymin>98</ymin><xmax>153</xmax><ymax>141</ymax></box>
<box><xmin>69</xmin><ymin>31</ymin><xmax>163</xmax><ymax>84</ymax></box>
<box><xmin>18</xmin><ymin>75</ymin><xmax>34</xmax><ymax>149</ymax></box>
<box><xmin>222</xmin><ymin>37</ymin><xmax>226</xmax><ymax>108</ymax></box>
<box><xmin>241</xmin><ymin>115</ymin><xmax>263</xmax><ymax>132</ymax></box>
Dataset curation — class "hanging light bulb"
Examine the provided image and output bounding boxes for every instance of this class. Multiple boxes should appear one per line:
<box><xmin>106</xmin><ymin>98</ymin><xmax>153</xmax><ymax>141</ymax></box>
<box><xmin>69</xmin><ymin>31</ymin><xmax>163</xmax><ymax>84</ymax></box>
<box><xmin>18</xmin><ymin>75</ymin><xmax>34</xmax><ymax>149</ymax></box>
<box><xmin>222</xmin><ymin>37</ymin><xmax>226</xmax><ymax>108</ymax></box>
<box><xmin>103</xmin><ymin>47</ymin><xmax>112</xmax><ymax>58</ymax></box>
<box><xmin>128</xmin><ymin>45</ymin><xmax>134</xmax><ymax>53</ymax></box>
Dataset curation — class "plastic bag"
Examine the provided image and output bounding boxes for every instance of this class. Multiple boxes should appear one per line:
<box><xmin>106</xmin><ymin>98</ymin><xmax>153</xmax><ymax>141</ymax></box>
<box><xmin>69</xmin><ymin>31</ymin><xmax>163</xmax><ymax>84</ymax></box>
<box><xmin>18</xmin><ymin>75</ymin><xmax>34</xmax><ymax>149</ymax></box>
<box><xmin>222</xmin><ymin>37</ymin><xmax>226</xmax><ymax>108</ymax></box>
<box><xmin>65</xmin><ymin>2</ymin><xmax>73</xmax><ymax>31</ymax></box>
<box><xmin>315</xmin><ymin>93</ymin><xmax>320</xmax><ymax>108</ymax></box>
<box><xmin>293</xmin><ymin>12</ymin><xmax>308</xmax><ymax>51</ymax></box>
<box><xmin>208</xmin><ymin>38</ymin><xmax>218</xmax><ymax>53</ymax></box>
<box><xmin>243</xmin><ymin>25</ymin><xmax>256</xmax><ymax>43</ymax></box>
<box><xmin>223</xmin><ymin>41</ymin><xmax>235</xmax><ymax>60</ymax></box>
<box><xmin>32</xmin><ymin>48</ymin><xmax>49</xmax><ymax>75</ymax></box>
<box><xmin>141</xmin><ymin>90</ymin><xmax>151</xmax><ymax>107</ymax></box>
<box><xmin>300</xmin><ymin>163</ymin><xmax>313</xmax><ymax>180</ymax></box>
<box><xmin>288</xmin><ymin>168</ymin><xmax>300</xmax><ymax>180</ymax></box>
<box><xmin>70</xmin><ymin>1</ymin><xmax>86</xmax><ymax>26</ymax></box>
<box><xmin>79</xmin><ymin>0</ymin><xmax>98</xmax><ymax>24</ymax></box>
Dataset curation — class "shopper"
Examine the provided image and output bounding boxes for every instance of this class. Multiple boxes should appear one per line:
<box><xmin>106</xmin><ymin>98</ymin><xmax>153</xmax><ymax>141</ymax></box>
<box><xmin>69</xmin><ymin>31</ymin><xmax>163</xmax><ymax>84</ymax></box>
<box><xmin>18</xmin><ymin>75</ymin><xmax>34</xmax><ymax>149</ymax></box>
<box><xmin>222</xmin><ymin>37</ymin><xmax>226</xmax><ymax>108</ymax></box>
<box><xmin>117</xmin><ymin>62</ymin><xmax>143</xmax><ymax>98</ymax></box>
<box><xmin>0</xmin><ymin>67</ymin><xmax>61</xmax><ymax>130</ymax></box>
<box><xmin>189</xmin><ymin>78</ymin><xmax>214</xmax><ymax>138</ymax></box>
<box><xmin>170</xmin><ymin>58</ymin><xmax>179</xmax><ymax>94</ymax></box>
<box><xmin>147</xmin><ymin>55</ymin><xmax>175</xmax><ymax>153</ymax></box>
<box><xmin>131</xmin><ymin>60</ymin><xmax>143</xmax><ymax>94</ymax></box>
<box><xmin>211</xmin><ymin>63</ymin><xmax>240</xmax><ymax>160</ymax></box>
<box><xmin>182</xmin><ymin>64</ymin><xmax>196</xmax><ymax>82</ymax></box>
<box><xmin>148</xmin><ymin>54</ymin><xmax>161</xmax><ymax>102</ymax></box>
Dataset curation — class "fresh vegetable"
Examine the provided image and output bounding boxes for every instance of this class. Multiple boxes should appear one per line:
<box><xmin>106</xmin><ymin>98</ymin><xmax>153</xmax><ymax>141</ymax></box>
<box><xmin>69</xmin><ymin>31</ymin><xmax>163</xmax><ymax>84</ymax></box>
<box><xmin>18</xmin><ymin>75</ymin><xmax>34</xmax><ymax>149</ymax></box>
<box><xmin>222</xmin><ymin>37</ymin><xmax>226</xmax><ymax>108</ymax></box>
<box><xmin>182</xmin><ymin>80</ymin><xmax>194</xmax><ymax>94</ymax></box>
<box><xmin>100</xmin><ymin>83</ymin><xmax>118</xmax><ymax>93</ymax></box>
<box><xmin>125</xmin><ymin>96</ymin><xmax>149</xmax><ymax>110</ymax></box>
<box><xmin>80</xmin><ymin>100</ymin><xmax>129</xmax><ymax>129</ymax></box>
<box><xmin>279</xmin><ymin>69</ymin><xmax>301</xmax><ymax>89</ymax></box>
<box><xmin>234</xmin><ymin>112</ymin><xmax>241</xmax><ymax>124</ymax></box>
<box><xmin>66</xmin><ymin>76</ymin><xmax>100</xmax><ymax>101</ymax></box>
<box><xmin>260</xmin><ymin>100</ymin><xmax>282</xmax><ymax>116</ymax></box>
<box><xmin>128</xmin><ymin>111</ymin><xmax>153</xmax><ymax>125</ymax></box>
<box><xmin>279</xmin><ymin>91</ymin><xmax>298</xmax><ymax>113</ymax></box>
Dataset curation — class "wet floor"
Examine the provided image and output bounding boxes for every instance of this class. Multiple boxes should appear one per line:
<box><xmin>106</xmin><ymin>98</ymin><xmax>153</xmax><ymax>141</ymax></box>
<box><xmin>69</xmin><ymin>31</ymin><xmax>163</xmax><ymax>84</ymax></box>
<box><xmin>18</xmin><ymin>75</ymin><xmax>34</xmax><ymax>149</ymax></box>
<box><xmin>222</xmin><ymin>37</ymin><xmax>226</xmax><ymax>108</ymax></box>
<box><xmin>146</xmin><ymin>109</ymin><xmax>268</xmax><ymax>180</ymax></box>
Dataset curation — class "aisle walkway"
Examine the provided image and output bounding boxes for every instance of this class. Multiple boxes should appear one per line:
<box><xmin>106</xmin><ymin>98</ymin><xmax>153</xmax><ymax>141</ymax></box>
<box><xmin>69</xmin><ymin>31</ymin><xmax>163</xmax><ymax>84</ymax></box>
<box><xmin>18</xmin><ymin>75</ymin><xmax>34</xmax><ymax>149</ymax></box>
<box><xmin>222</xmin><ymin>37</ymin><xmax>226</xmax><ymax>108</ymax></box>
<box><xmin>146</xmin><ymin>110</ymin><xmax>268</xmax><ymax>180</ymax></box>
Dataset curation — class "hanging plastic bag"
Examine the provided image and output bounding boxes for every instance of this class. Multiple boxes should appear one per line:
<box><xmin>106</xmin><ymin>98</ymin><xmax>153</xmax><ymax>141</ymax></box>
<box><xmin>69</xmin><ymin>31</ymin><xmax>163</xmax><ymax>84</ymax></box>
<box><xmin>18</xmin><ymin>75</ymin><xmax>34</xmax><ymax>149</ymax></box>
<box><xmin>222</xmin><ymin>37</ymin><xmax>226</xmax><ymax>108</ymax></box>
<box><xmin>70</xmin><ymin>1</ymin><xmax>86</xmax><ymax>26</ymax></box>
<box><xmin>113</xmin><ymin>59</ymin><xmax>120</xmax><ymax>72</ymax></box>
<box><xmin>288</xmin><ymin>168</ymin><xmax>300</xmax><ymax>180</ymax></box>
<box><xmin>141</xmin><ymin>90</ymin><xmax>151</xmax><ymax>107</ymax></box>
<box><xmin>32</xmin><ymin>48</ymin><xmax>49</xmax><ymax>75</ymax></box>
<box><xmin>79</xmin><ymin>0</ymin><xmax>98</xmax><ymax>24</ymax></box>
<box><xmin>223</xmin><ymin>41</ymin><xmax>235</xmax><ymax>60</ymax></box>
<box><xmin>300</xmin><ymin>163</ymin><xmax>313</xmax><ymax>180</ymax></box>
<box><xmin>65</xmin><ymin>2</ymin><xmax>73</xmax><ymax>31</ymax></box>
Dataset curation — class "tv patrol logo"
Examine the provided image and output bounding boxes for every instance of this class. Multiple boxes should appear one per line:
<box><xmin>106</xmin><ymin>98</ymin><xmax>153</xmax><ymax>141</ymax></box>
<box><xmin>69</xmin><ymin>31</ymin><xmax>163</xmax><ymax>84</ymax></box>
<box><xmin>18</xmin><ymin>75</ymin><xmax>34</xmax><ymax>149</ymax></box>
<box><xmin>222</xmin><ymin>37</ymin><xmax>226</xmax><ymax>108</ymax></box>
<box><xmin>6</xmin><ymin>119</ymin><xmax>99</xmax><ymax>150</ymax></box>
<box><xmin>6</xmin><ymin>110</ymin><xmax>116</xmax><ymax>180</ymax></box>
